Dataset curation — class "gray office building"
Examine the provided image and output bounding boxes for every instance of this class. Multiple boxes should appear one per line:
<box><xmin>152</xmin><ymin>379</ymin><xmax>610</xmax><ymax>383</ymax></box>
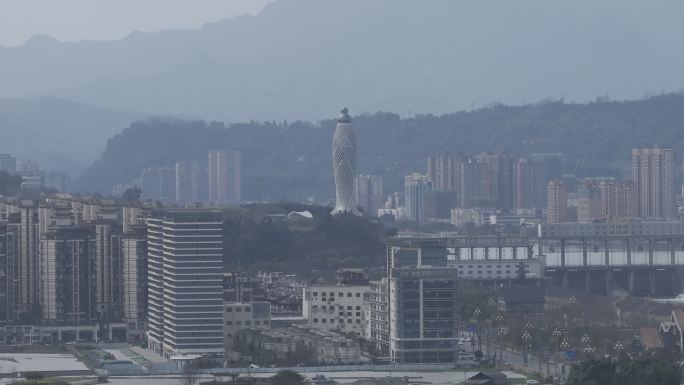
<box><xmin>147</xmin><ymin>210</ymin><xmax>224</xmax><ymax>358</ymax></box>
<box><xmin>368</xmin><ymin>237</ymin><xmax>459</xmax><ymax>363</ymax></box>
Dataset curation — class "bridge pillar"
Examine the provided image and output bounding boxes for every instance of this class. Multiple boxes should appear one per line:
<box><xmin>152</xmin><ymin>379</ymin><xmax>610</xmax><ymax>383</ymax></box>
<box><xmin>585</xmin><ymin>271</ymin><xmax>591</xmax><ymax>293</ymax></box>
<box><xmin>562</xmin><ymin>271</ymin><xmax>569</xmax><ymax>289</ymax></box>
<box><xmin>649</xmin><ymin>239</ymin><xmax>654</xmax><ymax>266</ymax></box>
<box><xmin>649</xmin><ymin>270</ymin><xmax>656</xmax><ymax>297</ymax></box>
<box><xmin>628</xmin><ymin>270</ymin><xmax>635</xmax><ymax>294</ymax></box>
<box><xmin>561</xmin><ymin>239</ymin><xmax>566</xmax><ymax>268</ymax></box>
<box><xmin>605</xmin><ymin>270</ymin><xmax>612</xmax><ymax>295</ymax></box>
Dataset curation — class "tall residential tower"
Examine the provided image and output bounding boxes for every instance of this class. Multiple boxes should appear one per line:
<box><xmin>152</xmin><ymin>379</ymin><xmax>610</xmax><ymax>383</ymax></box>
<box><xmin>208</xmin><ymin>150</ymin><xmax>241</xmax><ymax>204</ymax></box>
<box><xmin>632</xmin><ymin>147</ymin><xmax>676</xmax><ymax>219</ymax></box>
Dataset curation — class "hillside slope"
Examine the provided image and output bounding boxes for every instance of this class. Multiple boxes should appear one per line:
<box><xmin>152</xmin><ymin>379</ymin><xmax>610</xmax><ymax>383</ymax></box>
<box><xmin>77</xmin><ymin>94</ymin><xmax>684</xmax><ymax>200</ymax></box>
<box><xmin>0</xmin><ymin>97</ymin><xmax>141</xmax><ymax>175</ymax></box>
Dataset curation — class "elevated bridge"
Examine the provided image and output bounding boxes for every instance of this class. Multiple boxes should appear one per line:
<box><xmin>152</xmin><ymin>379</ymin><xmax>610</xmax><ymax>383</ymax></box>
<box><xmin>538</xmin><ymin>222</ymin><xmax>684</xmax><ymax>296</ymax></box>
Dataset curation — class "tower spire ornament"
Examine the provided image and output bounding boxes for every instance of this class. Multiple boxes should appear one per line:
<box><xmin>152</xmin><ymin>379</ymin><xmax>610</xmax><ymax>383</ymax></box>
<box><xmin>331</xmin><ymin>107</ymin><xmax>361</xmax><ymax>216</ymax></box>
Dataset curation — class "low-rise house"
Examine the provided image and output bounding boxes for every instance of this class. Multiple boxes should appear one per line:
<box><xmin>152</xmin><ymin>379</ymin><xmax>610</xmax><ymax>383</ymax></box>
<box><xmin>235</xmin><ymin>325</ymin><xmax>362</xmax><ymax>365</ymax></box>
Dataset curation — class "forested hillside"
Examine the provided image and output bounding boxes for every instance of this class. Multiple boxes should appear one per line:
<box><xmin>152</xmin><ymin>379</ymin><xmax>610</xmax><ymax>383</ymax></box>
<box><xmin>221</xmin><ymin>203</ymin><xmax>387</xmax><ymax>276</ymax></box>
<box><xmin>78</xmin><ymin>94</ymin><xmax>684</xmax><ymax>202</ymax></box>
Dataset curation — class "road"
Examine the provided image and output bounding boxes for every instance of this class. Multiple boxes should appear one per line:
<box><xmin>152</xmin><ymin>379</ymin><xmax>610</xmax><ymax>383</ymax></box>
<box><xmin>482</xmin><ymin>343</ymin><xmax>569</xmax><ymax>382</ymax></box>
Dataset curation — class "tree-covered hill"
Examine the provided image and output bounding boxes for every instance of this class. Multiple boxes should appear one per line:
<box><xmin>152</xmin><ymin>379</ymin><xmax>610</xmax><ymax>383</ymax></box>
<box><xmin>77</xmin><ymin>94</ymin><xmax>684</xmax><ymax>202</ymax></box>
<box><xmin>220</xmin><ymin>203</ymin><xmax>387</xmax><ymax>276</ymax></box>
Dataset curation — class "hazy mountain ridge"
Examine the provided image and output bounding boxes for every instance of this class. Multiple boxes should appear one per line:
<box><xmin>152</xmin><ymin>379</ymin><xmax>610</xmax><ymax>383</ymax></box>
<box><xmin>0</xmin><ymin>97</ymin><xmax>141</xmax><ymax>174</ymax></box>
<box><xmin>77</xmin><ymin>94</ymin><xmax>684</xmax><ymax>200</ymax></box>
<box><xmin>1</xmin><ymin>0</ymin><xmax>684</xmax><ymax>123</ymax></box>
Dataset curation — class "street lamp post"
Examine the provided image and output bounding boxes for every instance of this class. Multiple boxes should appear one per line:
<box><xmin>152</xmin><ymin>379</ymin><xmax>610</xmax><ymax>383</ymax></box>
<box><xmin>522</xmin><ymin>330</ymin><xmax>532</xmax><ymax>367</ymax></box>
<box><xmin>496</xmin><ymin>327</ymin><xmax>506</xmax><ymax>367</ymax></box>
<box><xmin>580</xmin><ymin>334</ymin><xmax>593</xmax><ymax>355</ymax></box>
<box><xmin>552</xmin><ymin>328</ymin><xmax>562</xmax><ymax>376</ymax></box>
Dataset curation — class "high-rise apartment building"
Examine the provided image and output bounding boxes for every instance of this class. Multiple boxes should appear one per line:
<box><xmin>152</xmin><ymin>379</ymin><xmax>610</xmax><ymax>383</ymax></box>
<box><xmin>94</xmin><ymin>222</ymin><xmax>122</xmax><ymax>317</ymax></box>
<box><xmin>176</xmin><ymin>161</ymin><xmax>201</xmax><ymax>203</ymax></box>
<box><xmin>147</xmin><ymin>210</ymin><xmax>224</xmax><ymax>358</ymax></box>
<box><xmin>5</xmin><ymin>201</ymin><xmax>40</xmax><ymax>314</ymax></box>
<box><xmin>122</xmin><ymin>225</ymin><xmax>147</xmax><ymax>339</ymax></box>
<box><xmin>0</xmin><ymin>221</ymin><xmax>12</xmax><ymax>325</ymax></box>
<box><xmin>40</xmin><ymin>226</ymin><xmax>98</xmax><ymax>324</ymax></box>
<box><xmin>208</xmin><ymin>150</ymin><xmax>242</xmax><ymax>204</ymax></box>
<box><xmin>427</xmin><ymin>153</ymin><xmax>457</xmax><ymax>191</ymax></box>
<box><xmin>547</xmin><ymin>180</ymin><xmax>567</xmax><ymax>223</ymax></box>
<box><xmin>1</xmin><ymin>196</ymin><xmax>147</xmax><ymax>334</ymax></box>
<box><xmin>140</xmin><ymin>168</ymin><xmax>161</xmax><ymax>200</ymax></box>
<box><xmin>512</xmin><ymin>155</ymin><xmax>558</xmax><ymax>210</ymax></box>
<box><xmin>576</xmin><ymin>183</ymin><xmax>602</xmax><ymax>223</ymax></box>
<box><xmin>139</xmin><ymin>167</ymin><xmax>176</xmax><ymax>201</ymax></box>
<box><xmin>599</xmin><ymin>180</ymin><xmax>636</xmax><ymax>220</ymax></box>
<box><xmin>632</xmin><ymin>147</ymin><xmax>676</xmax><ymax>219</ymax></box>
<box><xmin>404</xmin><ymin>173</ymin><xmax>431</xmax><ymax>222</ymax></box>
<box><xmin>0</xmin><ymin>154</ymin><xmax>17</xmax><ymax>174</ymax></box>
<box><xmin>355</xmin><ymin>174</ymin><xmax>384</xmax><ymax>216</ymax></box>
<box><xmin>474</xmin><ymin>152</ymin><xmax>513</xmax><ymax>211</ymax></box>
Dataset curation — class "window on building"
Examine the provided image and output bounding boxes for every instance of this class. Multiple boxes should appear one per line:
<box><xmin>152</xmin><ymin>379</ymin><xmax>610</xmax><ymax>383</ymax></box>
<box><xmin>347</xmin><ymin>306</ymin><xmax>352</xmax><ymax>310</ymax></box>
<box><xmin>313</xmin><ymin>318</ymin><xmax>318</xmax><ymax>323</ymax></box>
<box><xmin>236</xmin><ymin>308</ymin><xmax>242</xmax><ymax>312</ymax></box>
<box><xmin>330</xmin><ymin>319</ymin><xmax>335</xmax><ymax>323</ymax></box>
<box><xmin>356</xmin><ymin>293</ymin><xmax>361</xmax><ymax>297</ymax></box>
<box><xmin>347</xmin><ymin>292</ymin><xmax>352</xmax><ymax>297</ymax></box>
<box><xmin>245</xmin><ymin>321</ymin><xmax>251</xmax><ymax>326</ymax></box>
<box><xmin>322</xmin><ymin>318</ymin><xmax>327</xmax><ymax>323</ymax></box>
<box><xmin>356</xmin><ymin>319</ymin><xmax>361</xmax><ymax>324</ymax></box>
<box><xmin>313</xmin><ymin>292</ymin><xmax>318</xmax><ymax>296</ymax></box>
<box><xmin>254</xmin><ymin>320</ymin><xmax>260</xmax><ymax>325</ymax></box>
<box><xmin>245</xmin><ymin>307</ymin><xmax>251</xmax><ymax>312</ymax></box>
<box><xmin>348</xmin><ymin>312</ymin><xmax>352</xmax><ymax>316</ymax></box>
<box><xmin>236</xmin><ymin>321</ymin><xmax>242</xmax><ymax>325</ymax></box>
<box><xmin>356</xmin><ymin>306</ymin><xmax>361</xmax><ymax>310</ymax></box>
<box><xmin>356</xmin><ymin>312</ymin><xmax>361</xmax><ymax>317</ymax></box>
<box><xmin>226</xmin><ymin>321</ymin><xmax>233</xmax><ymax>325</ymax></box>
<box><xmin>226</xmin><ymin>308</ymin><xmax>233</xmax><ymax>312</ymax></box>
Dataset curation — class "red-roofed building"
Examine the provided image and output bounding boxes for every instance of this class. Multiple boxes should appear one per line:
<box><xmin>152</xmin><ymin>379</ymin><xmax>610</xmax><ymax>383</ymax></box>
<box><xmin>659</xmin><ymin>309</ymin><xmax>684</xmax><ymax>359</ymax></box>
<box><xmin>632</xmin><ymin>326</ymin><xmax>664</xmax><ymax>352</ymax></box>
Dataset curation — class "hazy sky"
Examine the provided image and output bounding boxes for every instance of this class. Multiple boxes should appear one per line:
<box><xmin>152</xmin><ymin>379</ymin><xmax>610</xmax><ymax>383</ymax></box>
<box><xmin>0</xmin><ymin>0</ymin><xmax>272</xmax><ymax>46</ymax></box>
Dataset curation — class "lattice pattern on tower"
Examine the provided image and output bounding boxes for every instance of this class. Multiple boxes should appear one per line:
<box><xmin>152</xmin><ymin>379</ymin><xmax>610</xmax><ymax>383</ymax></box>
<box><xmin>331</xmin><ymin>108</ymin><xmax>361</xmax><ymax>215</ymax></box>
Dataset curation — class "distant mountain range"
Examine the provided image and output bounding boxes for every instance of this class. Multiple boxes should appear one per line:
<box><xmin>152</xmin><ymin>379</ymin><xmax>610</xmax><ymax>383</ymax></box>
<box><xmin>0</xmin><ymin>97</ymin><xmax>140</xmax><ymax>175</ymax></box>
<box><xmin>3</xmin><ymin>0</ymin><xmax>684</xmax><ymax>181</ymax></box>
<box><xmin>2</xmin><ymin>0</ymin><xmax>684</xmax><ymax>124</ymax></box>
<box><xmin>76</xmin><ymin>94</ymin><xmax>684</xmax><ymax>201</ymax></box>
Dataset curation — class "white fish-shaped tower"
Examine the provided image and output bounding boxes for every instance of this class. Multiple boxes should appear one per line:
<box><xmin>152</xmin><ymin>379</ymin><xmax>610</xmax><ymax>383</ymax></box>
<box><xmin>331</xmin><ymin>107</ymin><xmax>361</xmax><ymax>216</ymax></box>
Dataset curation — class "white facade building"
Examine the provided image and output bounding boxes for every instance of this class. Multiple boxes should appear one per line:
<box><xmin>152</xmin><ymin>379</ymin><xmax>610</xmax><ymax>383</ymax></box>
<box><xmin>331</xmin><ymin>108</ymin><xmax>361</xmax><ymax>215</ymax></box>
<box><xmin>450</xmin><ymin>208</ymin><xmax>485</xmax><ymax>227</ymax></box>
<box><xmin>302</xmin><ymin>285</ymin><xmax>368</xmax><ymax>334</ymax></box>
<box><xmin>147</xmin><ymin>210</ymin><xmax>224</xmax><ymax>358</ymax></box>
